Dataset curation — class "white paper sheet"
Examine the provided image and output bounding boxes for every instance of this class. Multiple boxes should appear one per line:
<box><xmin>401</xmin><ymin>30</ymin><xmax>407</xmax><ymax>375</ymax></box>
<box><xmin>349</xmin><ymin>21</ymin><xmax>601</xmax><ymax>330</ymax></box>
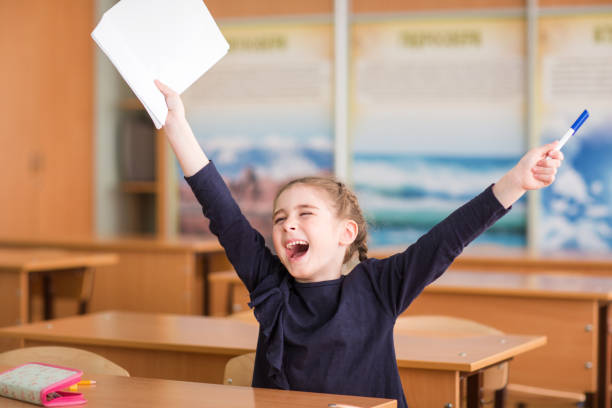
<box><xmin>92</xmin><ymin>0</ymin><xmax>229</xmax><ymax>128</ymax></box>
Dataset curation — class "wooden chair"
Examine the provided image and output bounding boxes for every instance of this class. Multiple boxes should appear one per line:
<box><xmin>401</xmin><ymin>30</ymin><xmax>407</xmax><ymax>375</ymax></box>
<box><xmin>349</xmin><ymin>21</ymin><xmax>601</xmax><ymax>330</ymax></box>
<box><xmin>223</xmin><ymin>310</ymin><xmax>257</xmax><ymax>387</ymax></box>
<box><xmin>29</xmin><ymin>268</ymin><xmax>95</xmax><ymax>321</ymax></box>
<box><xmin>208</xmin><ymin>270</ymin><xmax>249</xmax><ymax>316</ymax></box>
<box><xmin>395</xmin><ymin>315</ymin><xmax>508</xmax><ymax>407</ymax></box>
<box><xmin>0</xmin><ymin>346</ymin><xmax>130</xmax><ymax>377</ymax></box>
<box><xmin>223</xmin><ymin>352</ymin><xmax>256</xmax><ymax>386</ymax></box>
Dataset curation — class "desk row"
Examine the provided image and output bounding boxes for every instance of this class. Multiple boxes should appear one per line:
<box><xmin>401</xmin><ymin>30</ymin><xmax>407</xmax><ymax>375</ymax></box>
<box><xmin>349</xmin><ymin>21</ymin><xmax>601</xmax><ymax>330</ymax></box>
<box><xmin>0</xmin><ymin>311</ymin><xmax>545</xmax><ymax>408</ymax></box>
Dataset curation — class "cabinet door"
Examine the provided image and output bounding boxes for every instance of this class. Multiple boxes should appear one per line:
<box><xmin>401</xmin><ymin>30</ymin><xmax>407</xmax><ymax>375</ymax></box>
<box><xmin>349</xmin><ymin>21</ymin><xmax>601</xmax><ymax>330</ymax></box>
<box><xmin>0</xmin><ymin>1</ymin><xmax>93</xmax><ymax>238</ymax></box>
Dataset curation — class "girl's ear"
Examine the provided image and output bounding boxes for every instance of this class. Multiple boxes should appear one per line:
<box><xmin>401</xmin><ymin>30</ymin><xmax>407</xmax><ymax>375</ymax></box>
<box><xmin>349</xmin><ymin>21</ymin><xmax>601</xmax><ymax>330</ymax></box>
<box><xmin>339</xmin><ymin>219</ymin><xmax>358</xmax><ymax>246</ymax></box>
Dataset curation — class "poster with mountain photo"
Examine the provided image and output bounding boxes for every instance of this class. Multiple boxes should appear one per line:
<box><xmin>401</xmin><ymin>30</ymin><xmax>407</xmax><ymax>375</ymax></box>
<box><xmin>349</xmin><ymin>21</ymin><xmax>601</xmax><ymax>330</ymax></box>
<box><xmin>180</xmin><ymin>22</ymin><xmax>334</xmax><ymax>242</ymax></box>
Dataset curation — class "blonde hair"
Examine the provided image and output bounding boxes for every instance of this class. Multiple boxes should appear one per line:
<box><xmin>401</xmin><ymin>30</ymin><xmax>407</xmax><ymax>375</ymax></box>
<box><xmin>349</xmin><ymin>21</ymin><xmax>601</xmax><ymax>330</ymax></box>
<box><xmin>274</xmin><ymin>176</ymin><xmax>368</xmax><ymax>264</ymax></box>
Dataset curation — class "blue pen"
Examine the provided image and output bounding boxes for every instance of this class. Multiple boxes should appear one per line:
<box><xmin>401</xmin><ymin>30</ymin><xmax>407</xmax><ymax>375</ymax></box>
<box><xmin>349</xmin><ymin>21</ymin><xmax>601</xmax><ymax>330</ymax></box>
<box><xmin>556</xmin><ymin>109</ymin><xmax>589</xmax><ymax>151</ymax></box>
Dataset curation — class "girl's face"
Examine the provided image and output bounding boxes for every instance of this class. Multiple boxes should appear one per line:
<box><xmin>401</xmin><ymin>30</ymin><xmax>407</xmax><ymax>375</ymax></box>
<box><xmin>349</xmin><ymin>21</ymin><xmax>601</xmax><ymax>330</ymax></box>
<box><xmin>272</xmin><ymin>184</ymin><xmax>356</xmax><ymax>283</ymax></box>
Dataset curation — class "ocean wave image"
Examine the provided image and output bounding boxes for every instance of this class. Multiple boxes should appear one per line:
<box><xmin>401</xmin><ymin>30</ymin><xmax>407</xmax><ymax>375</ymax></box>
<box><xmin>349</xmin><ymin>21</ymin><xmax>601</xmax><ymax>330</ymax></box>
<box><xmin>353</xmin><ymin>153</ymin><xmax>526</xmax><ymax>248</ymax></box>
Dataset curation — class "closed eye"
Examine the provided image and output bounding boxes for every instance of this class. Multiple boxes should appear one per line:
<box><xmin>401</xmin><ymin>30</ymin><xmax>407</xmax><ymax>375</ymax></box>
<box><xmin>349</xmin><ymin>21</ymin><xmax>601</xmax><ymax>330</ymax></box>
<box><xmin>300</xmin><ymin>212</ymin><xmax>313</xmax><ymax>217</ymax></box>
<box><xmin>273</xmin><ymin>217</ymin><xmax>286</xmax><ymax>224</ymax></box>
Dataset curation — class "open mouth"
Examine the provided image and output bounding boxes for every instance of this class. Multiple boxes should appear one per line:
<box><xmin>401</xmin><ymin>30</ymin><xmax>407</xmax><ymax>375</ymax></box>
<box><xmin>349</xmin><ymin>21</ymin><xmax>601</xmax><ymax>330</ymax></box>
<box><xmin>286</xmin><ymin>240</ymin><xmax>309</xmax><ymax>261</ymax></box>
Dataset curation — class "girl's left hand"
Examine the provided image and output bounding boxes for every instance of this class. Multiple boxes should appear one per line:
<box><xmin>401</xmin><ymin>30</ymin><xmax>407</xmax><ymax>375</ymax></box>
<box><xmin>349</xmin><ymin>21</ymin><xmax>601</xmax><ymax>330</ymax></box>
<box><xmin>514</xmin><ymin>141</ymin><xmax>564</xmax><ymax>191</ymax></box>
<box><xmin>493</xmin><ymin>141</ymin><xmax>564</xmax><ymax>209</ymax></box>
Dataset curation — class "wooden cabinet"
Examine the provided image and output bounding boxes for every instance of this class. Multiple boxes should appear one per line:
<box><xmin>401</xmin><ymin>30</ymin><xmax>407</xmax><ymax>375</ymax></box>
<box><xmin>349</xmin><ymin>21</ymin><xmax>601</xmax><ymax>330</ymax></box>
<box><xmin>0</xmin><ymin>1</ymin><xmax>94</xmax><ymax>238</ymax></box>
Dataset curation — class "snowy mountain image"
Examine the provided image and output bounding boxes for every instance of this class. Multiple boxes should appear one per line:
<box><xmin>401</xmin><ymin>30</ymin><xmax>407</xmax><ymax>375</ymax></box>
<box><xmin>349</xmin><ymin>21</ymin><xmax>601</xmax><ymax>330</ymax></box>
<box><xmin>178</xmin><ymin>133</ymin><xmax>333</xmax><ymax>242</ymax></box>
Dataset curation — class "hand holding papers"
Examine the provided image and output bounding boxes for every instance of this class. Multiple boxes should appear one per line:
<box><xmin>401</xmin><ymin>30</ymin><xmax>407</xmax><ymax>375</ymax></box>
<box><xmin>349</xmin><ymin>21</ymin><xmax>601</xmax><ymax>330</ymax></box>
<box><xmin>92</xmin><ymin>0</ymin><xmax>229</xmax><ymax>129</ymax></box>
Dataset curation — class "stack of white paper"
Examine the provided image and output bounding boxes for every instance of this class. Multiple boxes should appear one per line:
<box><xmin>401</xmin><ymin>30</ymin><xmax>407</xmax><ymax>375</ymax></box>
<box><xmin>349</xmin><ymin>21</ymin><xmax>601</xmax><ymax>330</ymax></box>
<box><xmin>92</xmin><ymin>0</ymin><xmax>229</xmax><ymax>129</ymax></box>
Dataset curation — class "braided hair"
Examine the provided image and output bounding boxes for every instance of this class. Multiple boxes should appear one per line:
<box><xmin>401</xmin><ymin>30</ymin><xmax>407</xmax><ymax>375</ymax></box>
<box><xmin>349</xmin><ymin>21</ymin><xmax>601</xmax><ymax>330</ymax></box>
<box><xmin>274</xmin><ymin>176</ymin><xmax>368</xmax><ymax>264</ymax></box>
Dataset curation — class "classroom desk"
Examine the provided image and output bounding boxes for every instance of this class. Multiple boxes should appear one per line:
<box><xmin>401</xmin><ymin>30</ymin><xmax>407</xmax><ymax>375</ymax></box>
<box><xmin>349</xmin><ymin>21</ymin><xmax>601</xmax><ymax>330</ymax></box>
<box><xmin>210</xmin><ymin>247</ymin><xmax>612</xmax><ymax>316</ymax></box>
<box><xmin>0</xmin><ymin>248</ymin><xmax>118</xmax><ymax>326</ymax></box>
<box><xmin>402</xmin><ymin>269</ymin><xmax>612</xmax><ymax>408</ymax></box>
<box><xmin>0</xmin><ymin>311</ymin><xmax>546</xmax><ymax>408</ymax></box>
<box><xmin>0</xmin><ymin>367</ymin><xmax>397</xmax><ymax>408</ymax></box>
<box><xmin>0</xmin><ymin>236</ymin><xmax>229</xmax><ymax>315</ymax></box>
<box><xmin>370</xmin><ymin>247</ymin><xmax>612</xmax><ymax>276</ymax></box>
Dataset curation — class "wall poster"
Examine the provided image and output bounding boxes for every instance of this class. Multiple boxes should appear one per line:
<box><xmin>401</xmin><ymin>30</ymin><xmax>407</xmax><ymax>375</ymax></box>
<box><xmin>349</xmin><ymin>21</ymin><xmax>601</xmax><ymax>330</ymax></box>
<box><xmin>179</xmin><ymin>22</ymin><xmax>334</xmax><ymax>242</ymax></box>
<box><xmin>351</xmin><ymin>16</ymin><xmax>527</xmax><ymax>249</ymax></box>
<box><xmin>538</xmin><ymin>14</ymin><xmax>612</xmax><ymax>252</ymax></box>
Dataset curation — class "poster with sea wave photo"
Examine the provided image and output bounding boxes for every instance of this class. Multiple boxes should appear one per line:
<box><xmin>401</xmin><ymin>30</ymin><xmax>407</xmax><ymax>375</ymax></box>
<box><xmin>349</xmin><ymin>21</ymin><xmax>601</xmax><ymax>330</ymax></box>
<box><xmin>351</xmin><ymin>17</ymin><xmax>527</xmax><ymax>249</ymax></box>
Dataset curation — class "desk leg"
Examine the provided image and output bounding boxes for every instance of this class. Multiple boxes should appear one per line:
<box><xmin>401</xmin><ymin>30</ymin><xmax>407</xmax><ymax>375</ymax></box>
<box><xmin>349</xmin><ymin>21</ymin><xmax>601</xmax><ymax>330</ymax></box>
<box><xmin>0</xmin><ymin>271</ymin><xmax>28</xmax><ymax>326</ymax></box>
<box><xmin>78</xmin><ymin>268</ymin><xmax>93</xmax><ymax>315</ymax></box>
<box><xmin>467</xmin><ymin>372</ymin><xmax>483</xmax><ymax>408</ymax></box>
<box><xmin>41</xmin><ymin>273</ymin><xmax>54</xmax><ymax>320</ymax></box>
<box><xmin>0</xmin><ymin>271</ymin><xmax>27</xmax><ymax>351</ymax></box>
<box><xmin>597</xmin><ymin>302</ymin><xmax>611</xmax><ymax>408</ymax></box>
<box><xmin>199</xmin><ymin>254</ymin><xmax>210</xmax><ymax>315</ymax></box>
<box><xmin>399</xmin><ymin>367</ymin><xmax>459</xmax><ymax>408</ymax></box>
<box><xmin>494</xmin><ymin>387</ymin><xmax>506</xmax><ymax>408</ymax></box>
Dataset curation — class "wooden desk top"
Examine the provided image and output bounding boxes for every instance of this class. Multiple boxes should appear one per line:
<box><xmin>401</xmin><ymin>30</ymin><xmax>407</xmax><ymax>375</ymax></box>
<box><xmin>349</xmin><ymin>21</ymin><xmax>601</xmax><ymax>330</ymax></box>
<box><xmin>426</xmin><ymin>269</ymin><xmax>612</xmax><ymax>301</ymax></box>
<box><xmin>0</xmin><ymin>236</ymin><xmax>223</xmax><ymax>254</ymax></box>
<box><xmin>0</xmin><ymin>369</ymin><xmax>397</xmax><ymax>408</ymax></box>
<box><xmin>0</xmin><ymin>311</ymin><xmax>259</xmax><ymax>355</ymax></box>
<box><xmin>394</xmin><ymin>333</ymin><xmax>546</xmax><ymax>372</ymax></box>
<box><xmin>0</xmin><ymin>311</ymin><xmax>546</xmax><ymax>373</ymax></box>
<box><xmin>370</xmin><ymin>247</ymin><xmax>612</xmax><ymax>273</ymax></box>
<box><xmin>0</xmin><ymin>249</ymin><xmax>118</xmax><ymax>272</ymax></box>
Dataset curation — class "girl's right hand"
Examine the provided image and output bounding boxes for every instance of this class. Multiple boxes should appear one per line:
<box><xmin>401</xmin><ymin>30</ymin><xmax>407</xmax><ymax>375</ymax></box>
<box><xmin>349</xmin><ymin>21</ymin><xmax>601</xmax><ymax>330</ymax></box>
<box><xmin>154</xmin><ymin>79</ymin><xmax>185</xmax><ymax>130</ymax></box>
<box><xmin>152</xmin><ymin>79</ymin><xmax>209</xmax><ymax>176</ymax></box>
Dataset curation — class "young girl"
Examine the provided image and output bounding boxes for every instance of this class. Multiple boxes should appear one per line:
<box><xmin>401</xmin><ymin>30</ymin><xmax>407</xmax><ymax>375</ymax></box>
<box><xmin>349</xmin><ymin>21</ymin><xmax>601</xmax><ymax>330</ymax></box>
<box><xmin>155</xmin><ymin>80</ymin><xmax>563</xmax><ymax>408</ymax></box>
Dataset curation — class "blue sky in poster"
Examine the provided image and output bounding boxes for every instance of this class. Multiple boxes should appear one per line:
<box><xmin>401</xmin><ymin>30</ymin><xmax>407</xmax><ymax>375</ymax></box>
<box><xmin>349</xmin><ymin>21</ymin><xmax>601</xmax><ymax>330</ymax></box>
<box><xmin>541</xmin><ymin>121</ymin><xmax>612</xmax><ymax>252</ymax></box>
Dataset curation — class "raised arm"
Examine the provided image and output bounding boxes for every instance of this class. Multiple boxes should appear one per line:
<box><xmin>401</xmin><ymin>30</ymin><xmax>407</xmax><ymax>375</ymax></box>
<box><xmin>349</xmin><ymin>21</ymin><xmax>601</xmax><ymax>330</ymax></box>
<box><xmin>155</xmin><ymin>79</ymin><xmax>209</xmax><ymax>177</ymax></box>
<box><xmin>368</xmin><ymin>141</ymin><xmax>564</xmax><ymax>317</ymax></box>
<box><xmin>154</xmin><ymin>80</ymin><xmax>283</xmax><ymax>293</ymax></box>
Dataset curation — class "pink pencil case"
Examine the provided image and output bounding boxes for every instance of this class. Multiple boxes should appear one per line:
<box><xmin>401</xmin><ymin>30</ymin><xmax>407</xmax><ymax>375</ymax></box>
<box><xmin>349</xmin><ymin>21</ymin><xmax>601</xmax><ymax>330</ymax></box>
<box><xmin>0</xmin><ymin>362</ymin><xmax>86</xmax><ymax>406</ymax></box>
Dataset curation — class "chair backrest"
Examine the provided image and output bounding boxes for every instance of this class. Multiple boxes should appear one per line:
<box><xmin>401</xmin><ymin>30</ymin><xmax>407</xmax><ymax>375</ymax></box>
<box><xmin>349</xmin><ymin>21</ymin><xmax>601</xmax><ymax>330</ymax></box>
<box><xmin>227</xmin><ymin>309</ymin><xmax>257</xmax><ymax>325</ymax></box>
<box><xmin>395</xmin><ymin>315</ymin><xmax>507</xmax><ymax>391</ymax></box>
<box><xmin>223</xmin><ymin>352</ymin><xmax>256</xmax><ymax>386</ymax></box>
<box><xmin>0</xmin><ymin>346</ymin><xmax>129</xmax><ymax>377</ymax></box>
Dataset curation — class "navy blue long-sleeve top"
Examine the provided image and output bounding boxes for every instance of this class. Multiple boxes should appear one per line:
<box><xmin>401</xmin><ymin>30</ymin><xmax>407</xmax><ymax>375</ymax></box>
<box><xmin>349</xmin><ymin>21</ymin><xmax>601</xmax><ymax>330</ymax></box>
<box><xmin>185</xmin><ymin>162</ymin><xmax>510</xmax><ymax>408</ymax></box>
